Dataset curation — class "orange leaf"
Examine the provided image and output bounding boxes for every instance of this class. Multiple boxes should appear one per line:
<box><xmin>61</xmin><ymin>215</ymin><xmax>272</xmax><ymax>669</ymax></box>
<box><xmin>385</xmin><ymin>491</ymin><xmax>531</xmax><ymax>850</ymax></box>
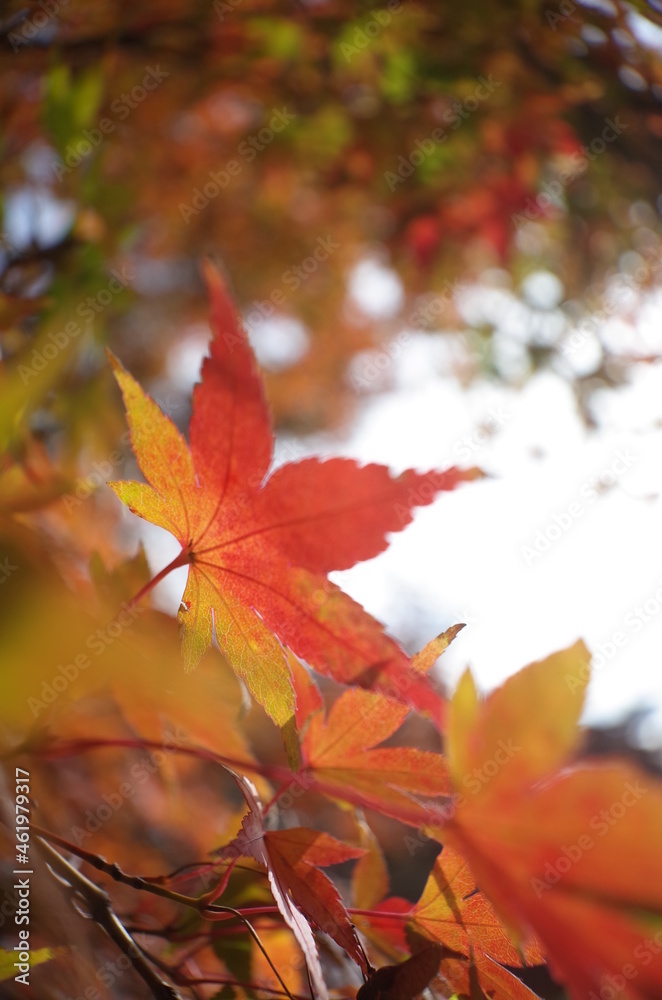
<box><xmin>302</xmin><ymin>687</ymin><xmax>453</xmax><ymax>826</ymax></box>
<box><xmin>409</xmin><ymin>847</ymin><xmax>543</xmax><ymax>968</ymax></box>
<box><xmin>408</xmin><ymin>848</ymin><xmax>543</xmax><ymax>1000</ymax></box>
<box><xmin>215</xmin><ymin>772</ymin><xmax>367</xmax><ymax>999</ymax></box>
<box><xmin>109</xmin><ymin>262</ymin><xmax>475</xmax><ymax>726</ymax></box>
<box><xmin>410</xmin><ymin>623</ymin><xmax>465</xmax><ymax>675</ymax></box>
<box><xmin>352</xmin><ymin>820</ymin><xmax>390</xmax><ymax>911</ymax></box>
<box><xmin>436</xmin><ymin>951</ymin><xmax>544</xmax><ymax>1000</ymax></box>
<box><xmin>443</xmin><ymin>646</ymin><xmax>662</xmax><ymax>1000</ymax></box>
<box><xmin>446</xmin><ymin>641</ymin><xmax>590</xmax><ymax>799</ymax></box>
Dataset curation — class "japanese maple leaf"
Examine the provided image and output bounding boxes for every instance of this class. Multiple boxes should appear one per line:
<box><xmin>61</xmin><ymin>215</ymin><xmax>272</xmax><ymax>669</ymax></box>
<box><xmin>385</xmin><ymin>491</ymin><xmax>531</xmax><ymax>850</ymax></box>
<box><xmin>409</xmin><ymin>846</ymin><xmax>543</xmax><ymax>998</ymax></box>
<box><xmin>439</xmin><ymin>643</ymin><xmax>662</xmax><ymax>1000</ymax></box>
<box><xmin>214</xmin><ymin>771</ymin><xmax>366</xmax><ymax>1000</ymax></box>
<box><xmin>109</xmin><ymin>262</ymin><xmax>477</xmax><ymax>726</ymax></box>
<box><xmin>352</xmin><ymin>833</ymin><xmax>543</xmax><ymax>999</ymax></box>
<box><xmin>356</xmin><ymin>944</ymin><xmax>443</xmax><ymax>1000</ymax></box>
<box><xmin>301</xmin><ymin>687</ymin><xmax>453</xmax><ymax>826</ymax></box>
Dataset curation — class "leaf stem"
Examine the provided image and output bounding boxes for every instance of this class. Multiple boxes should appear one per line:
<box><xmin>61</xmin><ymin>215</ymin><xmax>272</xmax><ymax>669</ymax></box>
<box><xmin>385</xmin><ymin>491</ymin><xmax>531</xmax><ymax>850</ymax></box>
<box><xmin>174</xmin><ymin>973</ymin><xmax>311</xmax><ymax>999</ymax></box>
<box><xmin>29</xmin><ymin>734</ymin><xmax>293</xmax><ymax>785</ymax></box>
<box><xmin>126</xmin><ymin>547</ymin><xmax>192</xmax><ymax>609</ymax></box>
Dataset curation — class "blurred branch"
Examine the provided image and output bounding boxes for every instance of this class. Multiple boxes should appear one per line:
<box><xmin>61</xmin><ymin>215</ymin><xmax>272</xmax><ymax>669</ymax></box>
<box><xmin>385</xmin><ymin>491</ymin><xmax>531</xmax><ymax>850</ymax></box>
<box><xmin>35</xmin><ymin>826</ymin><xmax>299</xmax><ymax>1000</ymax></box>
<box><xmin>0</xmin><ymin>235</ymin><xmax>80</xmax><ymax>294</ymax></box>
<box><xmin>35</xmin><ymin>835</ymin><xmax>183</xmax><ymax>1000</ymax></box>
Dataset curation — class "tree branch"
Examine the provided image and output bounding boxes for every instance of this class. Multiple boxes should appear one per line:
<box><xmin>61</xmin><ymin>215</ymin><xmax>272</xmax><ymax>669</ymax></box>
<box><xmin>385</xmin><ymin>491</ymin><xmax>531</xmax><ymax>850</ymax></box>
<box><xmin>35</xmin><ymin>827</ymin><xmax>297</xmax><ymax>1000</ymax></box>
<box><xmin>35</xmin><ymin>836</ymin><xmax>183</xmax><ymax>1000</ymax></box>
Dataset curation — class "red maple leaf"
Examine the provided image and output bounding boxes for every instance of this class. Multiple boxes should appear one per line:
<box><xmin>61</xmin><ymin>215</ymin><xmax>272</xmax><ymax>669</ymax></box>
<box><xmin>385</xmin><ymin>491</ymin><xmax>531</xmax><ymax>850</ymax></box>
<box><xmin>109</xmin><ymin>262</ymin><xmax>477</xmax><ymax>726</ymax></box>
<box><xmin>215</xmin><ymin>770</ymin><xmax>366</xmax><ymax>1000</ymax></box>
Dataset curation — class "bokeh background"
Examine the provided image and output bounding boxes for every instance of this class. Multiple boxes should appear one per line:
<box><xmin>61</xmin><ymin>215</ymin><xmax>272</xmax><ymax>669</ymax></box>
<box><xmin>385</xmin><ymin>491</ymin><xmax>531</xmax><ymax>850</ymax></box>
<box><xmin>4</xmin><ymin>0</ymin><xmax>662</xmax><ymax>731</ymax></box>
<box><xmin>3</xmin><ymin>3</ymin><xmax>662</xmax><ymax>996</ymax></box>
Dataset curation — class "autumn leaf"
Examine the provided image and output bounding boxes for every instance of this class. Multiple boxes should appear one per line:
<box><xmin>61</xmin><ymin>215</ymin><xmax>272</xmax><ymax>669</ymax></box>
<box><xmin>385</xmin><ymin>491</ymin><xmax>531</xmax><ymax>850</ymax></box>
<box><xmin>108</xmin><ymin>262</ymin><xmax>477</xmax><ymax>727</ymax></box>
<box><xmin>410</xmin><ymin>623</ymin><xmax>466</xmax><ymax>675</ymax></box>
<box><xmin>408</xmin><ymin>847</ymin><xmax>543</xmax><ymax>970</ymax></box>
<box><xmin>441</xmin><ymin>643</ymin><xmax>662</xmax><ymax>1000</ymax></box>
<box><xmin>356</xmin><ymin>943</ymin><xmax>443</xmax><ymax>1000</ymax></box>
<box><xmin>214</xmin><ymin>771</ymin><xmax>366</xmax><ymax>1000</ymax></box>
<box><xmin>354</xmin><ymin>844</ymin><xmax>543</xmax><ymax>999</ymax></box>
<box><xmin>288</xmin><ymin>650</ymin><xmax>323</xmax><ymax>733</ymax></box>
<box><xmin>406</xmin><ymin>850</ymin><xmax>544</xmax><ymax>1000</ymax></box>
<box><xmin>445</xmin><ymin>641</ymin><xmax>591</xmax><ymax>799</ymax></box>
<box><xmin>301</xmin><ymin>687</ymin><xmax>453</xmax><ymax>826</ymax></box>
<box><xmin>352</xmin><ymin>820</ymin><xmax>390</xmax><ymax>912</ymax></box>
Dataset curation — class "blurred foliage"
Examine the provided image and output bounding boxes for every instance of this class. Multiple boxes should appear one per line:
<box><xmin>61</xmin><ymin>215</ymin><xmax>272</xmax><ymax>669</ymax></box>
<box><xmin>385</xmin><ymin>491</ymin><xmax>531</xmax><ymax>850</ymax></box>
<box><xmin>2</xmin><ymin>0</ymin><xmax>662</xmax><ymax>456</ymax></box>
<box><xmin>2</xmin><ymin>5</ymin><xmax>662</xmax><ymax>998</ymax></box>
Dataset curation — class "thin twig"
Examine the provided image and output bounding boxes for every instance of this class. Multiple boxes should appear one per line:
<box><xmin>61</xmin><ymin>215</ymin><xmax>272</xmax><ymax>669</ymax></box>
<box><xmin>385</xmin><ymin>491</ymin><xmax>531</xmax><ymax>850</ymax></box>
<box><xmin>35</xmin><ymin>836</ymin><xmax>182</xmax><ymax>1000</ymax></box>
<box><xmin>35</xmin><ymin>827</ymin><xmax>297</xmax><ymax>1000</ymax></box>
<box><xmin>24</xmin><ymin>734</ymin><xmax>293</xmax><ymax>785</ymax></box>
<box><xmin>174</xmin><ymin>973</ymin><xmax>312</xmax><ymax>999</ymax></box>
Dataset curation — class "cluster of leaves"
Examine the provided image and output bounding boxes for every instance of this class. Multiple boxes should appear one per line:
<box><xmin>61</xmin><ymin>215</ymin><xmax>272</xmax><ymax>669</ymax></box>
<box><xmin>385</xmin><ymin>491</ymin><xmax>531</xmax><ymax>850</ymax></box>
<box><xmin>2</xmin><ymin>272</ymin><xmax>662</xmax><ymax>1000</ymax></box>
<box><xmin>2</xmin><ymin>0</ymin><xmax>662</xmax><ymax>447</ymax></box>
<box><xmin>2</xmin><ymin>3</ymin><xmax>662</xmax><ymax>997</ymax></box>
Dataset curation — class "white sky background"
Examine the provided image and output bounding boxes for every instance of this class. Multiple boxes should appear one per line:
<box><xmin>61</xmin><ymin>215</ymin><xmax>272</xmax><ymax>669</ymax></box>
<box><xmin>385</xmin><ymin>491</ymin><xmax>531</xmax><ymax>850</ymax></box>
<box><xmin>142</xmin><ymin>256</ymin><xmax>662</xmax><ymax>743</ymax></box>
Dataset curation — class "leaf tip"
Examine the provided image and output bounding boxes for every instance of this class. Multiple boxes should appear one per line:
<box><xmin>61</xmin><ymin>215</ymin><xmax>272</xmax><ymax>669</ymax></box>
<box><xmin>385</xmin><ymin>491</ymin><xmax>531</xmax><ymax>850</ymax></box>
<box><xmin>105</xmin><ymin>346</ymin><xmax>123</xmax><ymax>376</ymax></box>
